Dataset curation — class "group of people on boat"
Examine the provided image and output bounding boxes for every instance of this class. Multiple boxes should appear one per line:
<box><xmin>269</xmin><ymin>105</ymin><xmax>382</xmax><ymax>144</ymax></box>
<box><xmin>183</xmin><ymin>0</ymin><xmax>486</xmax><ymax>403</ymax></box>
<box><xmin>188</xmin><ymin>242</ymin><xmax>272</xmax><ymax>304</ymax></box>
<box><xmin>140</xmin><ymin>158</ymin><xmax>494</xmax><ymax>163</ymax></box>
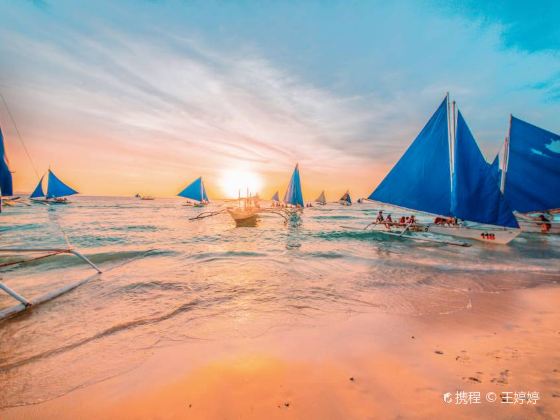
<box><xmin>374</xmin><ymin>210</ymin><xmax>417</xmax><ymax>229</ymax></box>
<box><xmin>433</xmin><ymin>216</ymin><xmax>459</xmax><ymax>226</ymax></box>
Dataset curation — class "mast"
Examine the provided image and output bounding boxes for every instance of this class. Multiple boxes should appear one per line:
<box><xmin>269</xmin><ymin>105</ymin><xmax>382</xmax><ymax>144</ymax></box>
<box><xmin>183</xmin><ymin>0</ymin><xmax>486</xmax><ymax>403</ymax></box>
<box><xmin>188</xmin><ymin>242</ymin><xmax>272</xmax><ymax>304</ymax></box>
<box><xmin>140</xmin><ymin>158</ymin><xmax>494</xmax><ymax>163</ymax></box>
<box><xmin>446</xmin><ymin>93</ymin><xmax>453</xmax><ymax>194</ymax></box>
<box><xmin>449</xmin><ymin>96</ymin><xmax>457</xmax><ymax>195</ymax></box>
<box><xmin>500</xmin><ymin>115</ymin><xmax>512</xmax><ymax>194</ymax></box>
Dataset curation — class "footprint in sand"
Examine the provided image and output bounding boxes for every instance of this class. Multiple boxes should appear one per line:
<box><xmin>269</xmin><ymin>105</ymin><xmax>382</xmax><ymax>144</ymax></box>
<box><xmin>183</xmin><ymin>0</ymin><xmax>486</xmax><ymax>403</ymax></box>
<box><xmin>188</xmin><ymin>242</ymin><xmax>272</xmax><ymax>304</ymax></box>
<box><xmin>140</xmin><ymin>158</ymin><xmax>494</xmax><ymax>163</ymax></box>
<box><xmin>491</xmin><ymin>369</ymin><xmax>510</xmax><ymax>385</ymax></box>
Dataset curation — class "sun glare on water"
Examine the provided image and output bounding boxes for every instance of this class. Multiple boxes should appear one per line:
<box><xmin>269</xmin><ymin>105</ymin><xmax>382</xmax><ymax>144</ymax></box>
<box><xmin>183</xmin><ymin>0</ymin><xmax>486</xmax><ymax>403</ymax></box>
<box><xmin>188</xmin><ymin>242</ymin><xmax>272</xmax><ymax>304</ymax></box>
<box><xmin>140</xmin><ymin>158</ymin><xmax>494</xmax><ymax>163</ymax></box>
<box><xmin>219</xmin><ymin>169</ymin><xmax>263</xmax><ymax>198</ymax></box>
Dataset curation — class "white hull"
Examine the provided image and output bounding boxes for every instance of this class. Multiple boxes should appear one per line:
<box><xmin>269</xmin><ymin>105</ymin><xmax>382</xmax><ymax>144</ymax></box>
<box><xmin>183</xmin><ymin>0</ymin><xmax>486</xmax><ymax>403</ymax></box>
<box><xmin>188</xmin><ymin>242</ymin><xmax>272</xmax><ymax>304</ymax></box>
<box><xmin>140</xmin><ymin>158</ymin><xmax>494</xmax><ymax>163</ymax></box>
<box><xmin>515</xmin><ymin>214</ymin><xmax>560</xmax><ymax>234</ymax></box>
<box><xmin>428</xmin><ymin>225</ymin><xmax>521</xmax><ymax>244</ymax></box>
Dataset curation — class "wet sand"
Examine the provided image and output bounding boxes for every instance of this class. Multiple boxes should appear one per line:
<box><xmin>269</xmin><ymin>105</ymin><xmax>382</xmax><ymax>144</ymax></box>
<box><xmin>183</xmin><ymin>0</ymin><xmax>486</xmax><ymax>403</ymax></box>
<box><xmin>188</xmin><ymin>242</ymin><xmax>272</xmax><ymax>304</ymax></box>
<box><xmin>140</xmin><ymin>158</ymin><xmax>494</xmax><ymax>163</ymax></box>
<box><xmin>3</xmin><ymin>285</ymin><xmax>560</xmax><ymax>419</ymax></box>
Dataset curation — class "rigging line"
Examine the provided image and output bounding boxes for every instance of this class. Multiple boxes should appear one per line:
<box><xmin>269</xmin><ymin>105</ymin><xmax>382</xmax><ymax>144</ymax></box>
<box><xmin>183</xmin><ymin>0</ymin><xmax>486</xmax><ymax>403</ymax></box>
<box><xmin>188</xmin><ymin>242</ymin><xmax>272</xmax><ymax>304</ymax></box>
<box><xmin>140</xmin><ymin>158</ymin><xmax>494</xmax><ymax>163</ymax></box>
<box><xmin>0</xmin><ymin>92</ymin><xmax>40</xmax><ymax>179</ymax></box>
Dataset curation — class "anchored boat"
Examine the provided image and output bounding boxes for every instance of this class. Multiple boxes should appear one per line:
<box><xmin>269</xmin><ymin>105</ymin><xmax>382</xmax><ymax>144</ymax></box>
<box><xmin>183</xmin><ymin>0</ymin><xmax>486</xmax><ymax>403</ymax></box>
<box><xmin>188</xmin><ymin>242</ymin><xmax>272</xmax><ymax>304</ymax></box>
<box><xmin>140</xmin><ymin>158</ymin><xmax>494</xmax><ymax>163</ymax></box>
<box><xmin>178</xmin><ymin>176</ymin><xmax>209</xmax><ymax>207</ymax></box>
<box><xmin>494</xmin><ymin>117</ymin><xmax>560</xmax><ymax>234</ymax></box>
<box><xmin>368</xmin><ymin>94</ymin><xmax>520</xmax><ymax>245</ymax></box>
<box><xmin>30</xmin><ymin>169</ymin><xmax>78</xmax><ymax>204</ymax></box>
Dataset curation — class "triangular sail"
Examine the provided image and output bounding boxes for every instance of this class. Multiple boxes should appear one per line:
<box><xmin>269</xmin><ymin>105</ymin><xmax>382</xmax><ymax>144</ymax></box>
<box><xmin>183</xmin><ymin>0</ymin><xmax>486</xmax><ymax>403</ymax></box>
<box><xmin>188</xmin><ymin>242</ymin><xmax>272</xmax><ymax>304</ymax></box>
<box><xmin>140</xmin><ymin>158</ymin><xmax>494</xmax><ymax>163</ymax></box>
<box><xmin>271</xmin><ymin>191</ymin><xmax>279</xmax><ymax>202</ymax></box>
<box><xmin>451</xmin><ymin>111</ymin><xmax>518</xmax><ymax>228</ymax></box>
<box><xmin>489</xmin><ymin>153</ymin><xmax>501</xmax><ymax>183</ymax></box>
<box><xmin>0</xmin><ymin>127</ymin><xmax>13</xmax><ymax>196</ymax></box>
<box><xmin>30</xmin><ymin>175</ymin><xmax>45</xmax><ymax>198</ymax></box>
<box><xmin>178</xmin><ymin>177</ymin><xmax>207</xmax><ymax>202</ymax></box>
<box><xmin>47</xmin><ymin>170</ymin><xmax>78</xmax><ymax>198</ymax></box>
<box><xmin>339</xmin><ymin>190</ymin><xmax>352</xmax><ymax>204</ymax></box>
<box><xmin>283</xmin><ymin>163</ymin><xmax>304</xmax><ymax>207</ymax></box>
<box><xmin>503</xmin><ymin>117</ymin><xmax>560</xmax><ymax>212</ymax></box>
<box><xmin>369</xmin><ymin>97</ymin><xmax>452</xmax><ymax>217</ymax></box>
<box><xmin>315</xmin><ymin>190</ymin><xmax>326</xmax><ymax>204</ymax></box>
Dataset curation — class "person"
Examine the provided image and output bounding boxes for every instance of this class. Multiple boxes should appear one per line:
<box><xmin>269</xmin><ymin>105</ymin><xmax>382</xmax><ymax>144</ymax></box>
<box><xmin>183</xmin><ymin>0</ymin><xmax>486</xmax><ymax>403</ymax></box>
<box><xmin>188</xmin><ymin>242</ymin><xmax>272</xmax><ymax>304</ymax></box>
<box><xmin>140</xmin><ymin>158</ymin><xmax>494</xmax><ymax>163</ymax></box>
<box><xmin>375</xmin><ymin>210</ymin><xmax>384</xmax><ymax>223</ymax></box>
<box><xmin>409</xmin><ymin>215</ymin><xmax>416</xmax><ymax>225</ymax></box>
<box><xmin>399</xmin><ymin>216</ymin><xmax>406</xmax><ymax>226</ymax></box>
<box><xmin>538</xmin><ymin>214</ymin><xmax>551</xmax><ymax>233</ymax></box>
<box><xmin>385</xmin><ymin>214</ymin><xmax>393</xmax><ymax>229</ymax></box>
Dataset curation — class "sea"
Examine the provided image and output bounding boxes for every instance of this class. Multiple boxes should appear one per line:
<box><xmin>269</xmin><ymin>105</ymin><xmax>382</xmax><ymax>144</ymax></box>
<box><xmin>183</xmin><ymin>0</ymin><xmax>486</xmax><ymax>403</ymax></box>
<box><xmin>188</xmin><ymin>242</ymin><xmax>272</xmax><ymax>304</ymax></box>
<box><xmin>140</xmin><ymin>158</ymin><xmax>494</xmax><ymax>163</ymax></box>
<box><xmin>1</xmin><ymin>196</ymin><xmax>559</xmax><ymax>408</ymax></box>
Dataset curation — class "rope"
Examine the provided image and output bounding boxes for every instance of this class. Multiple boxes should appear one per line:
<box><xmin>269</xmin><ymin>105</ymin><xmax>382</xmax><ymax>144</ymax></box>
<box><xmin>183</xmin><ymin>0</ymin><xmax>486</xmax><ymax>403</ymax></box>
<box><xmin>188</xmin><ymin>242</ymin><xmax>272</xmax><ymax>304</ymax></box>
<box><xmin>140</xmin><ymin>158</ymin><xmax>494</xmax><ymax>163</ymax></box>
<box><xmin>0</xmin><ymin>92</ymin><xmax>40</xmax><ymax>179</ymax></box>
<box><xmin>0</xmin><ymin>250</ymin><xmax>69</xmax><ymax>269</ymax></box>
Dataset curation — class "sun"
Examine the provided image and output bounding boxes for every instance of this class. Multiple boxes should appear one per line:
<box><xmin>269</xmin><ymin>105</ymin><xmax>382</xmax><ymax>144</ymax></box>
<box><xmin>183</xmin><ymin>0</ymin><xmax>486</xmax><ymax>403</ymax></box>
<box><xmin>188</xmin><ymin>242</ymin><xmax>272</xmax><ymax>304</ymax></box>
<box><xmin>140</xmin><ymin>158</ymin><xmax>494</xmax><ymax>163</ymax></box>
<box><xmin>219</xmin><ymin>169</ymin><xmax>263</xmax><ymax>198</ymax></box>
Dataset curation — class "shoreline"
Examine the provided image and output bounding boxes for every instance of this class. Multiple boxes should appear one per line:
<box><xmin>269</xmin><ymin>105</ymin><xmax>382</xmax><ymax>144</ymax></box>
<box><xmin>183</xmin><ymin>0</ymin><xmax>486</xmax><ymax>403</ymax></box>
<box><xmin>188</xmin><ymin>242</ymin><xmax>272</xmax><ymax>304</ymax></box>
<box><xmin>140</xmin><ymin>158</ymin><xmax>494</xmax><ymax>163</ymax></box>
<box><xmin>3</xmin><ymin>284</ymin><xmax>560</xmax><ymax>419</ymax></box>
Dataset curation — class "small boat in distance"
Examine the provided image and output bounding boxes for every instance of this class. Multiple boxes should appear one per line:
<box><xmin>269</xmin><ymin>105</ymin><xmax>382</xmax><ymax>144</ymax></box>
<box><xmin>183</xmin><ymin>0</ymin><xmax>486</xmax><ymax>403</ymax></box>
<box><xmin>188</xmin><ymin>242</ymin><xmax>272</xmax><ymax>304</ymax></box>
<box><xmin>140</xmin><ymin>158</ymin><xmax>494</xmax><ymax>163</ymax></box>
<box><xmin>315</xmin><ymin>190</ymin><xmax>326</xmax><ymax>205</ymax></box>
<box><xmin>178</xmin><ymin>176</ymin><xmax>209</xmax><ymax>207</ymax></box>
<box><xmin>368</xmin><ymin>94</ymin><xmax>520</xmax><ymax>245</ymax></box>
<box><xmin>271</xmin><ymin>191</ymin><xmax>280</xmax><ymax>207</ymax></box>
<box><xmin>339</xmin><ymin>190</ymin><xmax>352</xmax><ymax>206</ymax></box>
<box><xmin>30</xmin><ymin>169</ymin><xmax>78</xmax><ymax>204</ymax></box>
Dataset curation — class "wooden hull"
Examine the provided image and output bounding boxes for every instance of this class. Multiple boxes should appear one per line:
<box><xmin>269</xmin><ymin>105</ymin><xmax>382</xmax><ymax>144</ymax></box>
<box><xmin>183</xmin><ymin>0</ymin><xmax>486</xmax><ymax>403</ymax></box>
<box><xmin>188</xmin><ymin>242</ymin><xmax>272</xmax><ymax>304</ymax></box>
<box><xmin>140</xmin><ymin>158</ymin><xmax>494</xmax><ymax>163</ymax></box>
<box><xmin>227</xmin><ymin>207</ymin><xmax>260</xmax><ymax>226</ymax></box>
<box><xmin>428</xmin><ymin>225</ymin><xmax>521</xmax><ymax>245</ymax></box>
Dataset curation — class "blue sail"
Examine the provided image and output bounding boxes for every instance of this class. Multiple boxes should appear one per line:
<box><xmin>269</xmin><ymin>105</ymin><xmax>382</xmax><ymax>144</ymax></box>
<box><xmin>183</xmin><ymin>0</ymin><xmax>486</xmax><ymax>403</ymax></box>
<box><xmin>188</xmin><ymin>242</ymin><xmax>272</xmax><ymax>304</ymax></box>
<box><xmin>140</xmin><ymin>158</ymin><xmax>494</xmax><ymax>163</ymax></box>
<box><xmin>178</xmin><ymin>176</ymin><xmax>206</xmax><ymax>202</ymax></box>
<box><xmin>271</xmin><ymin>191</ymin><xmax>279</xmax><ymax>201</ymax></box>
<box><xmin>340</xmin><ymin>191</ymin><xmax>352</xmax><ymax>204</ymax></box>
<box><xmin>504</xmin><ymin>117</ymin><xmax>560</xmax><ymax>212</ymax></box>
<box><xmin>0</xmin><ymin>127</ymin><xmax>13</xmax><ymax>196</ymax></box>
<box><xmin>369</xmin><ymin>97</ymin><xmax>452</xmax><ymax>216</ymax></box>
<box><xmin>30</xmin><ymin>175</ymin><xmax>45</xmax><ymax>198</ymax></box>
<box><xmin>283</xmin><ymin>164</ymin><xmax>304</xmax><ymax>207</ymax></box>
<box><xmin>451</xmin><ymin>111</ymin><xmax>518</xmax><ymax>228</ymax></box>
<box><xmin>46</xmin><ymin>169</ymin><xmax>78</xmax><ymax>198</ymax></box>
<box><xmin>489</xmin><ymin>153</ymin><xmax>501</xmax><ymax>183</ymax></box>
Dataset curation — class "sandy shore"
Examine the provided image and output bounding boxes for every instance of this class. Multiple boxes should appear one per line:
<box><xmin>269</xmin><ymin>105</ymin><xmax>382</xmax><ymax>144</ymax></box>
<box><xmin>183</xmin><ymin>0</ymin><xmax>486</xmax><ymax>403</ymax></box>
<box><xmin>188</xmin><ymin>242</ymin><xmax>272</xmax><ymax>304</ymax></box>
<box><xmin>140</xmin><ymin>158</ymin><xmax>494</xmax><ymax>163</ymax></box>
<box><xmin>3</xmin><ymin>285</ymin><xmax>560</xmax><ymax>419</ymax></box>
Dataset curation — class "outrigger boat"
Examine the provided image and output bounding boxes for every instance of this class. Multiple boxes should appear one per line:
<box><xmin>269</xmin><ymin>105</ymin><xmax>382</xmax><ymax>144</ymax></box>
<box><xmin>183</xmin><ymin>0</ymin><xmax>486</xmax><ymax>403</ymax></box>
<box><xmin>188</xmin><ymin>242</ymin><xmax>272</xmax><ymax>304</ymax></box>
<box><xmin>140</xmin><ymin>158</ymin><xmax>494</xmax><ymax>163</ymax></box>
<box><xmin>339</xmin><ymin>190</ymin><xmax>352</xmax><ymax>206</ymax></box>
<box><xmin>493</xmin><ymin>117</ymin><xmax>560</xmax><ymax>234</ymax></box>
<box><xmin>0</xmin><ymin>121</ymin><xmax>101</xmax><ymax>320</ymax></box>
<box><xmin>226</xmin><ymin>193</ymin><xmax>261</xmax><ymax>226</ymax></box>
<box><xmin>178</xmin><ymin>176</ymin><xmax>209</xmax><ymax>207</ymax></box>
<box><xmin>368</xmin><ymin>94</ymin><xmax>521</xmax><ymax>245</ymax></box>
<box><xmin>315</xmin><ymin>190</ymin><xmax>326</xmax><ymax>205</ymax></box>
<box><xmin>30</xmin><ymin>169</ymin><xmax>78</xmax><ymax>204</ymax></box>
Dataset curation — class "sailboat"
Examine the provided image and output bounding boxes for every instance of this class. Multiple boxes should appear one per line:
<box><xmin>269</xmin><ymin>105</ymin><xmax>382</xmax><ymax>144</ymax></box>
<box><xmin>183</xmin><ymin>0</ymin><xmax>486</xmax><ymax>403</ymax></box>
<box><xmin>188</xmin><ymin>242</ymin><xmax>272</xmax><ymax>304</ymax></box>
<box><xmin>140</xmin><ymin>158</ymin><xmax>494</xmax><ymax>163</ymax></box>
<box><xmin>271</xmin><ymin>191</ymin><xmax>280</xmax><ymax>207</ymax></box>
<box><xmin>339</xmin><ymin>190</ymin><xmax>352</xmax><ymax>206</ymax></box>
<box><xmin>315</xmin><ymin>190</ymin><xmax>326</xmax><ymax>205</ymax></box>
<box><xmin>0</xmin><ymin>126</ymin><xmax>13</xmax><ymax>211</ymax></box>
<box><xmin>495</xmin><ymin>117</ymin><xmax>560</xmax><ymax>234</ymax></box>
<box><xmin>30</xmin><ymin>169</ymin><xmax>78</xmax><ymax>204</ymax></box>
<box><xmin>178</xmin><ymin>176</ymin><xmax>209</xmax><ymax>207</ymax></box>
<box><xmin>368</xmin><ymin>95</ymin><xmax>520</xmax><ymax>245</ymax></box>
<box><xmin>283</xmin><ymin>163</ymin><xmax>304</xmax><ymax>208</ymax></box>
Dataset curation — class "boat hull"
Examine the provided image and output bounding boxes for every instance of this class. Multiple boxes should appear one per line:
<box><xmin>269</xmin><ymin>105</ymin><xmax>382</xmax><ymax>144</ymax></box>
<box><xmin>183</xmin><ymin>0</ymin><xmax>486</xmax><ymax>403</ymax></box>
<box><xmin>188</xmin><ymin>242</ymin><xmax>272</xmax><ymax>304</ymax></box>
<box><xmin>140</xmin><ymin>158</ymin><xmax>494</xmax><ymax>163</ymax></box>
<box><xmin>428</xmin><ymin>225</ymin><xmax>521</xmax><ymax>245</ymax></box>
<box><xmin>227</xmin><ymin>207</ymin><xmax>260</xmax><ymax>226</ymax></box>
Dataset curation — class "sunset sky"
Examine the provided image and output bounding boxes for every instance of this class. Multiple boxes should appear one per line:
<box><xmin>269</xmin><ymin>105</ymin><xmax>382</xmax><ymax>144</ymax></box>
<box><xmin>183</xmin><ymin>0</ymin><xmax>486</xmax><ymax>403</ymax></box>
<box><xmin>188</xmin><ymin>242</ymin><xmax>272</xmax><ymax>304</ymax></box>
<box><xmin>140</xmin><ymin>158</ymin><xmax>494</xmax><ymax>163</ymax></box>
<box><xmin>1</xmin><ymin>0</ymin><xmax>559</xmax><ymax>199</ymax></box>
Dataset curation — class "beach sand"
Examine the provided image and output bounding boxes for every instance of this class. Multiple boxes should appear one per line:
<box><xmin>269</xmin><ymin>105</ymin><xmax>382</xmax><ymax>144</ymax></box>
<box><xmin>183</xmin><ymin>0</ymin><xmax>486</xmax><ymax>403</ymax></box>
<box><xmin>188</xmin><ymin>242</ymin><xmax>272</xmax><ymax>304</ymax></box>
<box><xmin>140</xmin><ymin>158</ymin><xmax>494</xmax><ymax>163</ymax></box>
<box><xmin>3</xmin><ymin>285</ymin><xmax>560</xmax><ymax>419</ymax></box>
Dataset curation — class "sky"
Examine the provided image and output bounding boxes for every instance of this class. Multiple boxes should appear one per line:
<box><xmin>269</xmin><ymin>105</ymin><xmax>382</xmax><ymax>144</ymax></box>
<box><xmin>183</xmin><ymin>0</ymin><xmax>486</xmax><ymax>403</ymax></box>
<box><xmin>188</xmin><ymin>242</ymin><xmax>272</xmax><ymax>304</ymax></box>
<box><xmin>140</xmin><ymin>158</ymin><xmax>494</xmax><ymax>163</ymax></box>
<box><xmin>0</xmin><ymin>0</ymin><xmax>559</xmax><ymax>199</ymax></box>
